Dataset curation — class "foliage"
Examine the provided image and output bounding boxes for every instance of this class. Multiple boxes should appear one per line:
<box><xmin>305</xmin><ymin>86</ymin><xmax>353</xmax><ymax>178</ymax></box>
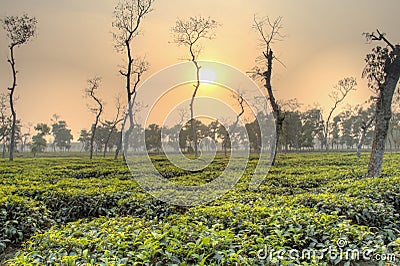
<box><xmin>1</xmin><ymin>14</ymin><xmax>37</xmax><ymax>47</ymax></box>
<box><xmin>51</xmin><ymin>121</ymin><xmax>73</xmax><ymax>151</ymax></box>
<box><xmin>0</xmin><ymin>195</ymin><xmax>54</xmax><ymax>253</ymax></box>
<box><xmin>0</xmin><ymin>153</ymin><xmax>399</xmax><ymax>265</ymax></box>
<box><xmin>31</xmin><ymin>123</ymin><xmax>50</xmax><ymax>156</ymax></box>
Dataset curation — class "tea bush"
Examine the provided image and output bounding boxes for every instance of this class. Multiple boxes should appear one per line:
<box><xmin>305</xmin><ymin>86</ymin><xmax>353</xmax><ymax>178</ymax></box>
<box><xmin>1</xmin><ymin>153</ymin><xmax>399</xmax><ymax>265</ymax></box>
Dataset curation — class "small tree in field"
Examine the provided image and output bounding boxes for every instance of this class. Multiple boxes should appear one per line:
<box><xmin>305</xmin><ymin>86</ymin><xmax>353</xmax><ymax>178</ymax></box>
<box><xmin>322</xmin><ymin>77</ymin><xmax>357</xmax><ymax>152</ymax></box>
<box><xmin>171</xmin><ymin>16</ymin><xmax>219</xmax><ymax>157</ymax></box>
<box><xmin>1</xmin><ymin>14</ymin><xmax>37</xmax><ymax>161</ymax></box>
<box><xmin>363</xmin><ymin>30</ymin><xmax>400</xmax><ymax>177</ymax></box>
<box><xmin>85</xmin><ymin>77</ymin><xmax>103</xmax><ymax>160</ymax></box>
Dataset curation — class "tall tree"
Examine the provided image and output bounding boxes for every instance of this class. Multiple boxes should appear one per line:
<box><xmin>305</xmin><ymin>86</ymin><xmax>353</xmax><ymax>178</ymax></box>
<box><xmin>321</xmin><ymin>77</ymin><xmax>357</xmax><ymax>152</ymax></box>
<box><xmin>363</xmin><ymin>30</ymin><xmax>400</xmax><ymax>177</ymax></box>
<box><xmin>1</xmin><ymin>14</ymin><xmax>37</xmax><ymax>161</ymax></box>
<box><xmin>112</xmin><ymin>0</ymin><xmax>154</xmax><ymax>160</ymax></box>
<box><xmin>85</xmin><ymin>77</ymin><xmax>103</xmax><ymax>160</ymax></box>
<box><xmin>171</xmin><ymin>16</ymin><xmax>219</xmax><ymax>157</ymax></box>
<box><xmin>251</xmin><ymin>15</ymin><xmax>285</xmax><ymax>165</ymax></box>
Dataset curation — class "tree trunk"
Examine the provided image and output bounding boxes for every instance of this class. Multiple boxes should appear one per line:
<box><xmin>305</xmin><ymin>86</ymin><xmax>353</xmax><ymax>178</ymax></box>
<box><xmin>263</xmin><ymin>50</ymin><xmax>284</xmax><ymax>166</ymax></box>
<box><xmin>389</xmin><ymin>126</ymin><xmax>395</xmax><ymax>152</ymax></box>
<box><xmin>103</xmin><ymin>132</ymin><xmax>112</xmax><ymax>157</ymax></box>
<box><xmin>189</xmin><ymin>57</ymin><xmax>201</xmax><ymax>158</ymax></box>
<box><xmin>89</xmin><ymin>124</ymin><xmax>96</xmax><ymax>160</ymax></box>
<box><xmin>270</xmin><ymin>118</ymin><xmax>283</xmax><ymax>165</ymax></box>
<box><xmin>357</xmin><ymin>130</ymin><xmax>367</xmax><ymax>158</ymax></box>
<box><xmin>8</xmin><ymin>46</ymin><xmax>17</xmax><ymax>161</ymax></box>
<box><xmin>121</xmin><ymin>93</ymin><xmax>137</xmax><ymax>162</ymax></box>
<box><xmin>366</xmin><ymin>76</ymin><xmax>398</xmax><ymax>176</ymax></box>
<box><xmin>325</xmin><ymin>134</ymin><xmax>329</xmax><ymax>153</ymax></box>
<box><xmin>114</xmin><ymin>131</ymin><xmax>122</xmax><ymax>160</ymax></box>
<box><xmin>9</xmin><ymin>93</ymin><xmax>16</xmax><ymax>161</ymax></box>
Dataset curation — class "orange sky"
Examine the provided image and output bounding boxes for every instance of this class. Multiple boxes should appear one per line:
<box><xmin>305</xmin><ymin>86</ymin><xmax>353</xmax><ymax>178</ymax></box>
<box><xmin>0</xmin><ymin>0</ymin><xmax>399</xmax><ymax>139</ymax></box>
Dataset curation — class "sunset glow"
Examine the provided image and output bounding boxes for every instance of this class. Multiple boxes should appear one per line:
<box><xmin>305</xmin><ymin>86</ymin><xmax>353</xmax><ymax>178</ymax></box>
<box><xmin>0</xmin><ymin>0</ymin><xmax>399</xmax><ymax>138</ymax></box>
<box><xmin>199</xmin><ymin>67</ymin><xmax>217</xmax><ymax>84</ymax></box>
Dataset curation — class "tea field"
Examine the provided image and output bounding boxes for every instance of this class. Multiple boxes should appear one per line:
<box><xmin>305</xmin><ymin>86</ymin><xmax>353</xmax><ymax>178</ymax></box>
<box><xmin>0</xmin><ymin>153</ymin><xmax>399</xmax><ymax>265</ymax></box>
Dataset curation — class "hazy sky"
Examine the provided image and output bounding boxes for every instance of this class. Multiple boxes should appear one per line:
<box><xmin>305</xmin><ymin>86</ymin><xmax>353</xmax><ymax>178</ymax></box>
<box><xmin>1</xmin><ymin>0</ymin><xmax>399</xmax><ymax>139</ymax></box>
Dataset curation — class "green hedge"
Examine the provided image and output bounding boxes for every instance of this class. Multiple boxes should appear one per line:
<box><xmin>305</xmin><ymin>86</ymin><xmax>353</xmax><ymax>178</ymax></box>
<box><xmin>0</xmin><ymin>195</ymin><xmax>54</xmax><ymax>253</ymax></box>
<box><xmin>1</xmin><ymin>153</ymin><xmax>400</xmax><ymax>265</ymax></box>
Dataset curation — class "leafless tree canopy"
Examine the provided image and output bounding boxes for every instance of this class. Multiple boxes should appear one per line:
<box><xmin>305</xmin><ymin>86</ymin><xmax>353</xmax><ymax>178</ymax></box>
<box><xmin>112</xmin><ymin>0</ymin><xmax>153</xmax><ymax>100</ymax></box>
<box><xmin>280</xmin><ymin>98</ymin><xmax>303</xmax><ymax>112</ymax></box>
<box><xmin>112</xmin><ymin>0</ymin><xmax>154</xmax><ymax>52</ymax></box>
<box><xmin>253</xmin><ymin>16</ymin><xmax>284</xmax><ymax>46</ymax></box>
<box><xmin>171</xmin><ymin>16</ymin><xmax>219</xmax><ymax>60</ymax></box>
<box><xmin>85</xmin><ymin>77</ymin><xmax>103</xmax><ymax>114</ymax></box>
<box><xmin>328</xmin><ymin>77</ymin><xmax>357</xmax><ymax>117</ymax></box>
<box><xmin>323</xmin><ymin>77</ymin><xmax>357</xmax><ymax>151</ymax></box>
<box><xmin>252</xmin><ymin>15</ymin><xmax>285</xmax><ymax>68</ymax></box>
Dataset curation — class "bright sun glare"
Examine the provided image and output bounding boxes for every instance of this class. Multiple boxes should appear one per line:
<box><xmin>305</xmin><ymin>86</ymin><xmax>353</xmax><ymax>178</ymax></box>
<box><xmin>199</xmin><ymin>68</ymin><xmax>217</xmax><ymax>83</ymax></box>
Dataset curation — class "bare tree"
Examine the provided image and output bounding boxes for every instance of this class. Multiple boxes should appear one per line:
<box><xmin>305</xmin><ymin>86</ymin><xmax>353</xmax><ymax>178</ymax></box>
<box><xmin>280</xmin><ymin>98</ymin><xmax>303</xmax><ymax>113</ymax></box>
<box><xmin>231</xmin><ymin>92</ymin><xmax>246</xmax><ymax>134</ymax></box>
<box><xmin>222</xmin><ymin>92</ymin><xmax>246</xmax><ymax>156</ymax></box>
<box><xmin>112</xmin><ymin>0</ymin><xmax>154</xmax><ymax>160</ymax></box>
<box><xmin>177</xmin><ymin>107</ymin><xmax>188</xmax><ymax>126</ymax></box>
<box><xmin>85</xmin><ymin>77</ymin><xmax>104</xmax><ymax>160</ymax></box>
<box><xmin>171</xmin><ymin>16</ymin><xmax>219</xmax><ymax>157</ymax></box>
<box><xmin>321</xmin><ymin>77</ymin><xmax>357</xmax><ymax>152</ymax></box>
<box><xmin>1</xmin><ymin>14</ymin><xmax>37</xmax><ymax>161</ymax></box>
<box><xmin>251</xmin><ymin>15</ymin><xmax>285</xmax><ymax>165</ymax></box>
<box><xmin>102</xmin><ymin>96</ymin><xmax>124</xmax><ymax>157</ymax></box>
<box><xmin>363</xmin><ymin>30</ymin><xmax>400</xmax><ymax>177</ymax></box>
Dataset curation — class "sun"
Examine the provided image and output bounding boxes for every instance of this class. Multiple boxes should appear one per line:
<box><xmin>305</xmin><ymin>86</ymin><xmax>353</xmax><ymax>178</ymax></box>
<box><xmin>199</xmin><ymin>68</ymin><xmax>217</xmax><ymax>84</ymax></box>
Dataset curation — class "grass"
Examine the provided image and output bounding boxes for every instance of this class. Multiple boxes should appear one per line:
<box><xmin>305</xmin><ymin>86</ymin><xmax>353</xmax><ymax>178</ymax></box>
<box><xmin>0</xmin><ymin>152</ymin><xmax>399</xmax><ymax>265</ymax></box>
